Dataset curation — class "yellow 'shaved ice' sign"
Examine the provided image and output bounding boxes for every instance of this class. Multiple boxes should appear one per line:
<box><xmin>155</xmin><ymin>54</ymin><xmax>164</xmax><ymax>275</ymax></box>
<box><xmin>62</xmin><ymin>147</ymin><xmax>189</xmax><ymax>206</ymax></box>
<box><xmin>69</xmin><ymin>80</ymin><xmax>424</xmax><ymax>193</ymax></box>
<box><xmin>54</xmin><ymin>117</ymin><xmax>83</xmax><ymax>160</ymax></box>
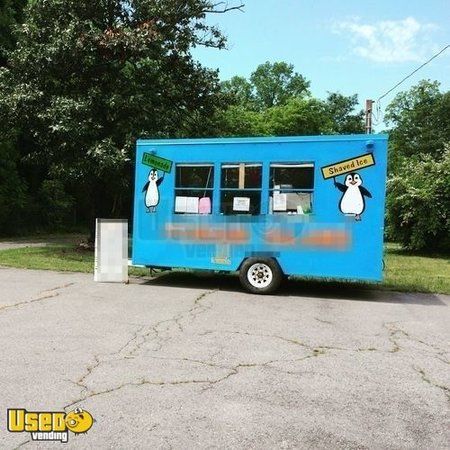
<box><xmin>321</xmin><ymin>153</ymin><xmax>375</xmax><ymax>179</ymax></box>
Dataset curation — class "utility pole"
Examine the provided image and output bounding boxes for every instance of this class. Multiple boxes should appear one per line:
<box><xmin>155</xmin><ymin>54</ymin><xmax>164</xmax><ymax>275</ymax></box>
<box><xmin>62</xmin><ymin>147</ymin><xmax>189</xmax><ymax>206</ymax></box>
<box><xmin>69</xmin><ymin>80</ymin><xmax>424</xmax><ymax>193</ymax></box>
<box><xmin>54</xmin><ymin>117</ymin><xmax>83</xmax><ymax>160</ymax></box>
<box><xmin>365</xmin><ymin>99</ymin><xmax>374</xmax><ymax>134</ymax></box>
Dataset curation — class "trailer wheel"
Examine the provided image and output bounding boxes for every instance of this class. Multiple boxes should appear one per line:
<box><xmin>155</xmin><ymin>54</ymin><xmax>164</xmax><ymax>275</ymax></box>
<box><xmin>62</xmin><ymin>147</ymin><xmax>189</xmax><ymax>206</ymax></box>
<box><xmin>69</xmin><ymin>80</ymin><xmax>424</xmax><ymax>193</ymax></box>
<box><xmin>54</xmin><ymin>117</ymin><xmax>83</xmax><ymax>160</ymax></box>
<box><xmin>239</xmin><ymin>258</ymin><xmax>283</xmax><ymax>294</ymax></box>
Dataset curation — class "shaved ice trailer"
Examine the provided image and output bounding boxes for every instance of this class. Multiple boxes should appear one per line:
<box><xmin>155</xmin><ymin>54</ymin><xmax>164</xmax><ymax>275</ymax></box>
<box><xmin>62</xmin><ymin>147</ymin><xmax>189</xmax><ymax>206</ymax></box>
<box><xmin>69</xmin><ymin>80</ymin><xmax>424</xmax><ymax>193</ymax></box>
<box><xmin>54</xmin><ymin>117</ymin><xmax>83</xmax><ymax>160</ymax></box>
<box><xmin>132</xmin><ymin>134</ymin><xmax>388</xmax><ymax>293</ymax></box>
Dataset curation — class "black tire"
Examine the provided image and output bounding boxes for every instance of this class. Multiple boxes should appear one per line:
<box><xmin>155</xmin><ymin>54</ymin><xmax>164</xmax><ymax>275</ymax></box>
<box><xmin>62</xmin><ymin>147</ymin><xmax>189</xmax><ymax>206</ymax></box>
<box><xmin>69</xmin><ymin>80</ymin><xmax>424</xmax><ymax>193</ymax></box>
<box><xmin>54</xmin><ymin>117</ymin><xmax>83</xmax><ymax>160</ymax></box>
<box><xmin>239</xmin><ymin>257</ymin><xmax>283</xmax><ymax>294</ymax></box>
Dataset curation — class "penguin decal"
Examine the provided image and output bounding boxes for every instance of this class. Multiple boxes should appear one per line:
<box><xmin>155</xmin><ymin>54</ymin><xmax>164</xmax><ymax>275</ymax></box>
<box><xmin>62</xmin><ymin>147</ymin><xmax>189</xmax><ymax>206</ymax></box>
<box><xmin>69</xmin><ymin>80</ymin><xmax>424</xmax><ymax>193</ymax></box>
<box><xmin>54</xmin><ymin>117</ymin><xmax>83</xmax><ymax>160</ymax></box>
<box><xmin>334</xmin><ymin>172</ymin><xmax>372</xmax><ymax>221</ymax></box>
<box><xmin>142</xmin><ymin>168</ymin><xmax>164</xmax><ymax>212</ymax></box>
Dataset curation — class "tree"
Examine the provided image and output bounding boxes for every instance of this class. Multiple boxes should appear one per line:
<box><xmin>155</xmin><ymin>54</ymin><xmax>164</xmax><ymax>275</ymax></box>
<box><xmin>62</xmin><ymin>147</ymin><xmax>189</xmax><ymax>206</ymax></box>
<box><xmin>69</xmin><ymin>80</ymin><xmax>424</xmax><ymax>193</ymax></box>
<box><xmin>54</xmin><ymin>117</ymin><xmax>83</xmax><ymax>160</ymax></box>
<box><xmin>213</xmin><ymin>105</ymin><xmax>264</xmax><ymax>136</ymax></box>
<box><xmin>0</xmin><ymin>0</ymin><xmax>27</xmax><ymax>66</ymax></box>
<box><xmin>385</xmin><ymin>80</ymin><xmax>450</xmax><ymax>171</ymax></box>
<box><xmin>323</xmin><ymin>92</ymin><xmax>365</xmax><ymax>134</ymax></box>
<box><xmin>250</xmin><ymin>61</ymin><xmax>310</xmax><ymax>108</ymax></box>
<box><xmin>215</xmin><ymin>67</ymin><xmax>365</xmax><ymax>138</ymax></box>
<box><xmin>385</xmin><ymin>80</ymin><xmax>450</xmax><ymax>250</ymax></box>
<box><xmin>0</xmin><ymin>0</ymin><xmax>29</xmax><ymax>234</ymax></box>
<box><xmin>261</xmin><ymin>98</ymin><xmax>327</xmax><ymax>136</ymax></box>
<box><xmin>221</xmin><ymin>75</ymin><xmax>254</xmax><ymax>107</ymax></box>
<box><xmin>0</xmin><ymin>139</ymin><xmax>28</xmax><ymax>234</ymax></box>
<box><xmin>0</xmin><ymin>0</ymin><xmax>243</xmax><ymax>237</ymax></box>
<box><xmin>386</xmin><ymin>147</ymin><xmax>450</xmax><ymax>251</ymax></box>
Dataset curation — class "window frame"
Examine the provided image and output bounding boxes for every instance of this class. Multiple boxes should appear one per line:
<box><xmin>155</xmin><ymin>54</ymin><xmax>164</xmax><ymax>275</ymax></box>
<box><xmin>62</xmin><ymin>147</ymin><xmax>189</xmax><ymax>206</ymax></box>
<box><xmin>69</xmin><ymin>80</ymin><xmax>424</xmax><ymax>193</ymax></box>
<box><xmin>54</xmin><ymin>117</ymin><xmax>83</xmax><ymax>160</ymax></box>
<box><xmin>171</xmin><ymin>161</ymin><xmax>315</xmax><ymax>217</ymax></box>
<box><xmin>174</xmin><ymin>163</ymin><xmax>215</xmax><ymax>215</ymax></box>
<box><xmin>220</xmin><ymin>162</ymin><xmax>263</xmax><ymax>215</ymax></box>
<box><xmin>268</xmin><ymin>162</ymin><xmax>315</xmax><ymax>215</ymax></box>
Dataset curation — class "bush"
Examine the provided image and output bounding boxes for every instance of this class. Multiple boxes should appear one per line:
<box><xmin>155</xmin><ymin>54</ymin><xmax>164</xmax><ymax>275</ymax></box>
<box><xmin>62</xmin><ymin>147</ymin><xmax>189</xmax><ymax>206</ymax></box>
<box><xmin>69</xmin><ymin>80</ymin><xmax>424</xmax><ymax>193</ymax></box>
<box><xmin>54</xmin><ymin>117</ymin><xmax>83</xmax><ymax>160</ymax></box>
<box><xmin>386</xmin><ymin>148</ymin><xmax>450</xmax><ymax>251</ymax></box>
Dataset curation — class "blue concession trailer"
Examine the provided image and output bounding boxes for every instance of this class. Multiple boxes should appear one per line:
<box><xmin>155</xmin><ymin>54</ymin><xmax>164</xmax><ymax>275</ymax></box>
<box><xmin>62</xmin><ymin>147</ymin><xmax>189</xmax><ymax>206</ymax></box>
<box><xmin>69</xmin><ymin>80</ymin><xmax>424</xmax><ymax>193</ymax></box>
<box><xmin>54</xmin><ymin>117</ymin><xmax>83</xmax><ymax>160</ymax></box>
<box><xmin>132</xmin><ymin>134</ymin><xmax>388</xmax><ymax>293</ymax></box>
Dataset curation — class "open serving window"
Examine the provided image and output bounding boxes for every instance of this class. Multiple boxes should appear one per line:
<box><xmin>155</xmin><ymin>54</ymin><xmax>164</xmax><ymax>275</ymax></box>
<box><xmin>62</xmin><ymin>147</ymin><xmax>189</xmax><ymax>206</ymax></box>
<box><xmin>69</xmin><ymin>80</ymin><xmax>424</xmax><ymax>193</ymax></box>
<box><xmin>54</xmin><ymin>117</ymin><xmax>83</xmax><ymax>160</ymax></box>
<box><xmin>174</xmin><ymin>164</ymin><xmax>214</xmax><ymax>214</ymax></box>
<box><xmin>220</xmin><ymin>163</ymin><xmax>262</xmax><ymax>215</ymax></box>
<box><xmin>269</xmin><ymin>163</ymin><xmax>314</xmax><ymax>214</ymax></box>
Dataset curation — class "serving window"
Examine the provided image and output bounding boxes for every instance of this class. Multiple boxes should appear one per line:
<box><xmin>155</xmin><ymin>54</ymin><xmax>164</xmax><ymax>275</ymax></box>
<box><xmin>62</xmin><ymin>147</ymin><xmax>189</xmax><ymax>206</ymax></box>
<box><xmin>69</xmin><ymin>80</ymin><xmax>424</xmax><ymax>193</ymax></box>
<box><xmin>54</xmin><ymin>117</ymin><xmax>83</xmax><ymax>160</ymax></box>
<box><xmin>174</xmin><ymin>164</ymin><xmax>214</xmax><ymax>214</ymax></box>
<box><xmin>269</xmin><ymin>163</ymin><xmax>314</xmax><ymax>214</ymax></box>
<box><xmin>220</xmin><ymin>163</ymin><xmax>262</xmax><ymax>215</ymax></box>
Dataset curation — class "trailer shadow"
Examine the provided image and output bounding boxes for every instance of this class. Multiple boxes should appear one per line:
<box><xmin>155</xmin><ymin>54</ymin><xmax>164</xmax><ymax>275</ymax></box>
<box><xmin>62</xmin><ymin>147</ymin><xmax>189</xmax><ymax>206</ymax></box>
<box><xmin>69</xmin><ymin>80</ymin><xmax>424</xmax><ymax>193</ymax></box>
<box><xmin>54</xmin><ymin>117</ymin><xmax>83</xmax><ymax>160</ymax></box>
<box><xmin>142</xmin><ymin>271</ymin><xmax>446</xmax><ymax>306</ymax></box>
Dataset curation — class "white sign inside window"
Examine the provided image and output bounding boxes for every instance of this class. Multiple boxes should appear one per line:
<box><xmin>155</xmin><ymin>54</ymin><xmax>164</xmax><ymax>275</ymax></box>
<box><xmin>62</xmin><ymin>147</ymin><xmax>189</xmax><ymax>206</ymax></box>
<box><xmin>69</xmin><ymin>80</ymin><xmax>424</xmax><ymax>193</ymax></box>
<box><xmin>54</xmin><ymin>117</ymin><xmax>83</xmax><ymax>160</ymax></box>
<box><xmin>175</xmin><ymin>196</ymin><xmax>199</xmax><ymax>213</ymax></box>
<box><xmin>273</xmin><ymin>192</ymin><xmax>287</xmax><ymax>211</ymax></box>
<box><xmin>186</xmin><ymin>197</ymin><xmax>199</xmax><ymax>214</ymax></box>
<box><xmin>175</xmin><ymin>196</ymin><xmax>188</xmax><ymax>213</ymax></box>
<box><xmin>233</xmin><ymin>197</ymin><xmax>250</xmax><ymax>212</ymax></box>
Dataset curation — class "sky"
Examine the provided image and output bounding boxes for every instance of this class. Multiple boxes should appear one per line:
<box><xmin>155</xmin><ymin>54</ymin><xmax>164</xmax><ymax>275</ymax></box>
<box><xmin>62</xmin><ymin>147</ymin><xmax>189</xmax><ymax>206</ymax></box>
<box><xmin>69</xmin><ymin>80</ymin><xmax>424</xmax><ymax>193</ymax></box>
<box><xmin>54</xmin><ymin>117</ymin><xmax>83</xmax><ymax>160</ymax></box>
<box><xmin>192</xmin><ymin>0</ymin><xmax>450</xmax><ymax>126</ymax></box>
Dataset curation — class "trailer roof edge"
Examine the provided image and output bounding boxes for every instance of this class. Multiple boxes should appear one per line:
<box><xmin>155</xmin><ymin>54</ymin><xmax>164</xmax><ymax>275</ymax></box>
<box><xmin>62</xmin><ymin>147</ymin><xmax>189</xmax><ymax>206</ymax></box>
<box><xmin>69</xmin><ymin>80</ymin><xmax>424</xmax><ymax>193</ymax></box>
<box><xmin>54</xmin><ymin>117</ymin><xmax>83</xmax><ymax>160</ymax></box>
<box><xmin>136</xmin><ymin>134</ymin><xmax>388</xmax><ymax>146</ymax></box>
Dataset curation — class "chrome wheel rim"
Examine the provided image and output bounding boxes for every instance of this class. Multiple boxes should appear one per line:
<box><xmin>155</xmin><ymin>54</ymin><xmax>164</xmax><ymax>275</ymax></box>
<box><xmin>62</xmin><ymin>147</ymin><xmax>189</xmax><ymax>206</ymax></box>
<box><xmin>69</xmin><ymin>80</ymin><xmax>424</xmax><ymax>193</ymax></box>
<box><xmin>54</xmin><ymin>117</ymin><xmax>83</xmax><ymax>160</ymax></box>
<box><xmin>247</xmin><ymin>263</ymin><xmax>273</xmax><ymax>288</ymax></box>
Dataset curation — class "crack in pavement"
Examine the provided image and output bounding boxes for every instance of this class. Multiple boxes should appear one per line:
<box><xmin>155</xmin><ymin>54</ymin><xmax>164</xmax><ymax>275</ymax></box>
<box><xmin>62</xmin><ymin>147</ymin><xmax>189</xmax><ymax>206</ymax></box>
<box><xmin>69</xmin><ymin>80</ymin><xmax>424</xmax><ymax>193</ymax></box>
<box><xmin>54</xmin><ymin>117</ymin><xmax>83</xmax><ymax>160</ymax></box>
<box><xmin>115</xmin><ymin>325</ymin><xmax>146</xmax><ymax>355</ymax></box>
<box><xmin>187</xmin><ymin>290</ymin><xmax>216</xmax><ymax>323</ymax></box>
<box><xmin>71</xmin><ymin>355</ymin><xmax>102</xmax><ymax>397</ymax></box>
<box><xmin>199</xmin><ymin>329</ymin><xmax>312</xmax><ymax>349</ymax></box>
<box><xmin>8</xmin><ymin>276</ymin><xmax>448</xmax><ymax>448</ymax></box>
<box><xmin>64</xmin><ymin>378</ymin><xmax>212</xmax><ymax>409</ymax></box>
<box><xmin>0</xmin><ymin>283</ymin><xmax>75</xmax><ymax>314</ymax></box>
<box><xmin>208</xmin><ymin>346</ymin><xmax>225</xmax><ymax>362</ymax></box>
<box><xmin>124</xmin><ymin>289</ymin><xmax>218</xmax><ymax>357</ymax></box>
<box><xmin>11</xmin><ymin>344</ymin><xmax>357</xmax><ymax>446</ymax></box>
<box><xmin>65</xmin><ymin>349</ymin><xmax>339</xmax><ymax>408</ymax></box>
<box><xmin>63</xmin><ymin>293</ymin><xmax>449</xmax><ymax>416</ymax></box>
<box><xmin>199</xmin><ymin>330</ymin><xmax>381</xmax><ymax>355</ymax></box>
<box><xmin>12</xmin><ymin>439</ymin><xmax>31</xmax><ymax>449</ymax></box>
<box><xmin>139</xmin><ymin>354</ymin><xmax>324</xmax><ymax>380</ymax></box>
<box><xmin>66</xmin><ymin>289</ymin><xmax>217</xmax><ymax>407</ymax></box>
<box><xmin>202</xmin><ymin>324</ymin><xmax>447</xmax><ymax>360</ymax></box>
<box><xmin>413</xmin><ymin>366</ymin><xmax>450</xmax><ymax>401</ymax></box>
<box><xmin>315</xmin><ymin>317</ymin><xmax>334</xmax><ymax>325</ymax></box>
<box><xmin>64</xmin><ymin>357</ymin><xmax>298</xmax><ymax>408</ymax></box>
<box><xmin>384</xmin><ymin>322</ymin><xmax>448</xmax><ymax>359</ymax></box>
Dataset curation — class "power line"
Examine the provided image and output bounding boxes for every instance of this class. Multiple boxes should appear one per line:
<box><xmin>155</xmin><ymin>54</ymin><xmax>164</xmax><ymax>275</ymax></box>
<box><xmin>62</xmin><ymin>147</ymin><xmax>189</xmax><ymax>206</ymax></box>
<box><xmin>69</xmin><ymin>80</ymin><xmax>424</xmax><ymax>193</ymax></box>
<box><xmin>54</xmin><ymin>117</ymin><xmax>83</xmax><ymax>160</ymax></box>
<box><xmin>377</xmin><ymin>44</ymin><xmax>450</xmax><ymax>102</ymax></box>
<box><xmin>371</xmin><ymin>44</ymin><xmax>450</xmax><ymax>127</ymax></box>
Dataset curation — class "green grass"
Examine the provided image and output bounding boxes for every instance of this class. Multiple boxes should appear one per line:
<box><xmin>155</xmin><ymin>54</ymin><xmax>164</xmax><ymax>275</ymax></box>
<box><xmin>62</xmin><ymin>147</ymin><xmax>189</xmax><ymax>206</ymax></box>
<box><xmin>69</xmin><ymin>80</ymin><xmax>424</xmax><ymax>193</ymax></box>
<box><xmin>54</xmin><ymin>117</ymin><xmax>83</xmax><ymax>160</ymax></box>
<box><xmin>0</xmin><ymin>241</ymin><xmax>448</xmax><ymax>294</ymax></box>
<box><xmin>0</xmin><ymin>245</ymin><xmax>149</xmax><ymax>277</ymax></box>
<box><xmin>0</xmin><ymin>231</ymin><xmax>89</xmax><ymax>244</ymax></box>
<box><xmin>382</xmin><ymin>243</ymin><xmax>449</xmax><ymax>294</ymax></box>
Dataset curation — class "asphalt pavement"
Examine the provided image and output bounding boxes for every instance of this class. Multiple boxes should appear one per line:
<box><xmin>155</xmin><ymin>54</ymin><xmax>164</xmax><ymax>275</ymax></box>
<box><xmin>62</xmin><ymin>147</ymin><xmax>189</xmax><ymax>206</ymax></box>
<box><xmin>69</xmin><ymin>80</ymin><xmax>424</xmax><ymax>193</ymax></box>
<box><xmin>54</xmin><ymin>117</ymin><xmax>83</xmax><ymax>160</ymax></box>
<box><xmin>0</xmin><ymin>267</ymin><xmax>448</xmax><ymax>449</ymax></box>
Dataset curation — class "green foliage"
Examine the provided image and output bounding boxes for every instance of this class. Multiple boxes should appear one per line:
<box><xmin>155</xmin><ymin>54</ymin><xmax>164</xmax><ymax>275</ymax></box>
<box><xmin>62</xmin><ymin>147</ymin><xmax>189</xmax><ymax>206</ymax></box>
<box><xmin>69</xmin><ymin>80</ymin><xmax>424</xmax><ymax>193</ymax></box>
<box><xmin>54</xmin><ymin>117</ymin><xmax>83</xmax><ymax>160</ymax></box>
<box><xmin>385</xmin><ymin>80</ymin><xmax>450</xmax><ymax>251</ymax></box>
<box><xmin>386</xmin><ymin>148</ymin><xmax>450</xmax><ymax>251</ymax></box>
<box><xmin>0</xmin><ymin>0</ymin><xmax>241</xmax><ymax>233</ymax></box>
<box><xmin>385</xmin><ymin>80</ymin><xmax>450</xmax><ymax>171</ymax></box>
<box><xmin>0</xmin><ymin>139</ymin><xmax>28</xmax><ymax>233</ymax></box>
<box><xmin>0</xmin><ymin>0</ymin><xmax>27</xmax><ymax>66</ymax></box>
<box><xmin>323</xmin><ymin>92</ymin><xmax>365</xmax><ymax>134</ymax></box>
<box><xmin>221</xmin><ymin>76</ymin><xmax>254</xmax><ymax>108</ymax></box>
<box><xmin>37</xmin><ymin>179</ymin><xmax>74</xmax><ymax>229</ymax></box>
<box><xmin>221</xmin><ymin>61</ymin><xmax>311</xmax><ymax>110</ymax></box>
<box><xmin>260</xmin><ymin>98</ymin><xmax>327</xmax><ymax>135</ymax></box>
<box><xmin>215</xmin><ymin>62</ymin><xmax>364</xmax><ymax>137</ymax></box>
<box><xmin>250</xmin><ymin>61</ymin><xmax>310</xmax><ymax>109</ymax></box>
<box><xmin>0</xmin><ymin>140</ymin><xmax>76</xmax><ymax>234</ymax></box>
<box><xmin>214</xmin><ymin>105</ymin><xmax>264</xmax><ymax>136</ymax></box>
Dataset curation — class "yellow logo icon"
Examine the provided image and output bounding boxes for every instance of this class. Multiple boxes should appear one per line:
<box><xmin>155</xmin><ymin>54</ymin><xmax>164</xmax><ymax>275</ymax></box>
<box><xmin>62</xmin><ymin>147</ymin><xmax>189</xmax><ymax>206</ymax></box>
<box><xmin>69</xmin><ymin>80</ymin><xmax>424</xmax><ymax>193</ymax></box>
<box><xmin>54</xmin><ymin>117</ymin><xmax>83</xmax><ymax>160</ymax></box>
<box><xmin>65</xmin><ymin>408</ymin><xmax>94</xmax><ymax>433</ymax></box>
<box><xmin>7</xmin><ymin>407</ymin><xmax>94</xmax><ymax>443</ymax></box>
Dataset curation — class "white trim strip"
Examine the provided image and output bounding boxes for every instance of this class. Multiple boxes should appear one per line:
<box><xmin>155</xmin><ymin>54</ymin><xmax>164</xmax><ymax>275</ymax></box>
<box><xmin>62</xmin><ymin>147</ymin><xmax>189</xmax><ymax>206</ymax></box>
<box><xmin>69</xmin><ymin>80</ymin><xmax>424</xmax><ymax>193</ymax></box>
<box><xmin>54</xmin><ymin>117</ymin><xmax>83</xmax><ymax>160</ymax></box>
<box><xmin>270</xmin><ymin>163</ymin><xmax>314</xmax><ymax>168</ymax></box>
